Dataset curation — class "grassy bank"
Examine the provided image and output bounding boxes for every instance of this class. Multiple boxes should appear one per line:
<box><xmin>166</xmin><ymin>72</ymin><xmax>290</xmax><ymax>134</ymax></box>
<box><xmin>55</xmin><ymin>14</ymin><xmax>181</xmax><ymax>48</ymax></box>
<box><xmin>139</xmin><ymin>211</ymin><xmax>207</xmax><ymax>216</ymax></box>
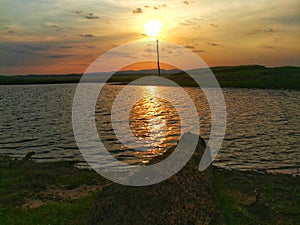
<box><xmin>0</xmin><ymin>155</ymin><xmax>299</xmax><ymax>224</ymax></box>
<box><xmin>0</xmin><ymin>156</ymin><xmax>110</xmax><ymax>225</ymax></box>
<box><xmin>213</xmin><ymin>168</ymin><xmax>300</xmax><ymax>225</ymax></box>
<box><xmin>1</xmin><ymin>65</ymin><xmax>299</xmax><ymax>90</ymax></box>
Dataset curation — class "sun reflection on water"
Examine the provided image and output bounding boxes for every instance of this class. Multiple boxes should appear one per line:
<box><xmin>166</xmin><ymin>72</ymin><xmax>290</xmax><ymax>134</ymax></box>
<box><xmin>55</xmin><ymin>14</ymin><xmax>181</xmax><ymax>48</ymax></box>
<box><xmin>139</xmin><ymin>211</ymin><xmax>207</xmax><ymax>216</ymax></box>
<box><xmin>128</xmin><ymin>86</ymin><xmax>181</xmax><ymax>160</ymax></box>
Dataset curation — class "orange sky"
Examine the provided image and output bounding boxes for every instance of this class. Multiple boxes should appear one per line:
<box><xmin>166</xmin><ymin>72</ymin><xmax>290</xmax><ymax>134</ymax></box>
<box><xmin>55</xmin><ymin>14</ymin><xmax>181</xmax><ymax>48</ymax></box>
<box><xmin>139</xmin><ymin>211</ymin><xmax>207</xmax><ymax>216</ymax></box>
<box><xmin>121</xmin><ymin>61</ymin><xmax>177</xmax><ymax>71</ymax></box>
<box><xmin>1</xmin><ymin>0</ymin><xmax>299</xmax><ymax>75</ymax></box>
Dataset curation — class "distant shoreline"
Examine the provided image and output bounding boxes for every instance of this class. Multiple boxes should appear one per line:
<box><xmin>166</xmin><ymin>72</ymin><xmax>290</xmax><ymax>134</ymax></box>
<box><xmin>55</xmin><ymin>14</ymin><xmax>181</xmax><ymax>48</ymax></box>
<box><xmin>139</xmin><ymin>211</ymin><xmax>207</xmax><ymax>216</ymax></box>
<box><xmin>1</xmin><ymin>65</ymin><xmax>300</xmax><ymax>90</ymax></box>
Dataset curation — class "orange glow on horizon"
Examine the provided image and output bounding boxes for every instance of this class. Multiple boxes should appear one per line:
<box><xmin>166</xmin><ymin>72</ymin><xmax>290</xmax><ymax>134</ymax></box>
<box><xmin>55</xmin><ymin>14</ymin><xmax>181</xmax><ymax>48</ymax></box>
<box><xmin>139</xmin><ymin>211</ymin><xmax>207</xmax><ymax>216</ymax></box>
<box><xmin>120</xmin><ymin>61</ymin><xmax>178</xmax><ymax>72</ymax></box>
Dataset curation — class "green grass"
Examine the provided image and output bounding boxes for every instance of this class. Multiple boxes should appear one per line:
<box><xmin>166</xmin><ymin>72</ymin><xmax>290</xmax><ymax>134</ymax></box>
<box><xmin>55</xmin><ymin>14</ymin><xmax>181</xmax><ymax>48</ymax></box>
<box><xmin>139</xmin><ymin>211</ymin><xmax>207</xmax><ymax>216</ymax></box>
<box><xmin>0</xmin><ymin>155</ymin><xmax>110</xmax><ymax>225</ymax></box>
<box><xmin>0</xmin><ymin>196</ymin><xmax>94</xmax><ymax>225</ymax></box>
<box><xmin>0</xmin><ymin>155</ymin><xmax>299</xmax><ymax>224</ymax></box>
<box><xmin>212</xmin><ymin>167</ymin><xmax>300</xmax><ymax>225</ymax></box>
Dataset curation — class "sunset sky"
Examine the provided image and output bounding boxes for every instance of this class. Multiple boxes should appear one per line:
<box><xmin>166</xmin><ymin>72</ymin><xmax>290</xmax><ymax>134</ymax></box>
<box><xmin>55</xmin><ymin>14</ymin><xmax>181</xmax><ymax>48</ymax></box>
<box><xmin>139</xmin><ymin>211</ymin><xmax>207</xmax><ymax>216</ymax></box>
<box><xmin>1</xmin><ymin>0</ymin><xmax>299</xmax><ymax>75</ymax></box>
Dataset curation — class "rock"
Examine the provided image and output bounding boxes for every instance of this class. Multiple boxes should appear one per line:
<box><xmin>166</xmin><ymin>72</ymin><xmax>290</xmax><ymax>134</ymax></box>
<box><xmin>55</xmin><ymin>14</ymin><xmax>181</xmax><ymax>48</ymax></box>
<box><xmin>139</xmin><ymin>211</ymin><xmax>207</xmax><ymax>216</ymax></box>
<box><xmin>88</xmin><ymin>133</ymin><xmax>224</xmax><ymax>225</ymax></box>
<box><xmin>22</xmin><ymin>151</ymin><xmax>35</xmax><ymax>162</ymax></box>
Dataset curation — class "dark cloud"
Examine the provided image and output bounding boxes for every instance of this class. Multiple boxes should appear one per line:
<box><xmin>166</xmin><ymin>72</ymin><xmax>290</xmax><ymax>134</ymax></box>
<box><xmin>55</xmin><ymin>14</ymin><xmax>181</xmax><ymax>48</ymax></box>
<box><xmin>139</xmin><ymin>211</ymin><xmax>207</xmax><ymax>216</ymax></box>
<box><xmin>47</xmin><ymin>54</ymin><xmax>72</xmax><ymax>59</ymax></box>
<box><xmin>193</xmin><ymin>49</ymin><xmax>205</xmax><ymax>53</ymax></box>
<box><xmin>58</xmin><ymin>46</ymin><xmax>73</xmax><ymax>49</ymax></box>
<box><xmin>153</xmin><ymin>4</ymin><xmax>167</xmax><ymax>10</ymax></box>
<box><xmin>210</xmin><ymin>24</ymin><xmax>218</xmax><ymax>28</ymax></box>
<box><xmin>132</xmin><ymin>8</ymin><xmax>143</xmax><ymax>14</ymax></box>
<box><xmin>144</xmin><ymin>5</ymin><xmax>150</xmax><ymax>8</ymax></box>
<box><xmin>85</xmin><ymin>13</ymin><xmax>99</xmax><ymax>19</ymax></box>
<box><xmin>45</xmin><ymin>23</ymin><xmax>62</xmax><ymax>31</ymax></box>
<box><xmin>12</xmin><ymin>50</ymin><xmax>37</xmax><ymax>55</ymax></box>
<box><xmin>23</xmin><ymin>44</ymin><xmax>51</xmax><ymax>51</ymax></box>
<box><xmin>207</xmin><ymin>42</ymin><xmax>221</xmax><ymax>47</ymax></box>
<box><xmin>75</xmin><ymin>10</ymin><xmax>84</xmax><ymax>15</ymax></box>
<box><xmin>0</xmin><ymin>42</ymin><xmax>73</xmax><ymax>69</ymax></box>
<box><xmin>184</xmin><ymin>45</ymin><xmax>195</xmax><ymax>49</ymax></box>
<box><xmin>79</xmin><ymin>34</ymin><xmax>95</xmax><ymax>38</ymax></box>
<box><xmin>248</xmin><ymin>28</ymin><xmax>278</xmax><ymax>35</ymax></box>
<box><xmin>183</xmin><ymin>1</ymin><xmax>189</xmax><ymax>5</ymax></box>
<box><xmin>4</xmin><ymin>26</ymin><xmax>15</xmax><ymax>34</ymax></box>
<box><xmin>75</xmin><ymin>11</ymin><xmax>99</xmax><ymax>20</ymax></box>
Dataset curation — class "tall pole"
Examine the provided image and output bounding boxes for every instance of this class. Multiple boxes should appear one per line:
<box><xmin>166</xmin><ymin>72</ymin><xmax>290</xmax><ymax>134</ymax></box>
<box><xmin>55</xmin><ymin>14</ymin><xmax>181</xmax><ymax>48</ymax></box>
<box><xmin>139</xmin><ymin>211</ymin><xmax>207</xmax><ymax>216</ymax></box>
<box><xmin>156</xmin><ymin>39</ymin><xmax>161</xmax><ymax>76</ymax></box>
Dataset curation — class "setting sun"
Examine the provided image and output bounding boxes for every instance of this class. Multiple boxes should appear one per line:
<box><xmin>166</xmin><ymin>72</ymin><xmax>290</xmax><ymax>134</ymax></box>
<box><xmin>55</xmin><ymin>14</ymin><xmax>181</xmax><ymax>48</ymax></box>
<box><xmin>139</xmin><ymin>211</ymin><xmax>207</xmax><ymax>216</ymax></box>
<box><xmin>144</xmin><ymin>19</ymin><xmax>163</xmax><ymax>37</ymax></box>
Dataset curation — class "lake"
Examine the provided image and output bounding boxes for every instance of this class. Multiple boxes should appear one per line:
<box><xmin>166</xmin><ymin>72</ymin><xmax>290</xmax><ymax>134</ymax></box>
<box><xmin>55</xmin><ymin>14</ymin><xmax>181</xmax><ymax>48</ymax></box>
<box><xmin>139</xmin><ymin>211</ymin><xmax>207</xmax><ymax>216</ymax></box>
<box><xmin>0</xmin><ymin>83</ymin><xmax>299</xmax><ymax>175</ymax></box>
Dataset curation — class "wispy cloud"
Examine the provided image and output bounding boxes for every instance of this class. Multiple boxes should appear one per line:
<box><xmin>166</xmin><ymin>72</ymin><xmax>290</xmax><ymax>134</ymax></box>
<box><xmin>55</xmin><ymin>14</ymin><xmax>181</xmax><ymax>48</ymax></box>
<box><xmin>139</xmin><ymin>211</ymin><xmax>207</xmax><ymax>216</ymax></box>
<box><xmin>75</xmin><ymin>11</ymin><xmax>99</xmax><ymax>20</ymax></box>
<box><xmin>207</xmin><ymin>42</ymin><xmax>221</xmax><ymax>47</ymax></box>
<box><xmin>193</xmin><ymin>49</ymin><xmax>205</xmax><ymax>53</ymax></box>
<box><xmin>79</xmin><ymin>34</ymin><xmax>95</xmax><ymax>38</ymax></box>
<box><xmin>47</xmin><ymin>54</ymin><xmax>72</xmax><ymax>59</ymax></box>
<box><xmin>184</xmin><ymin>45</ymin><xmax>195</xmax><ymax>49</ymax></box>
<box><xmin>45</xmin><ymin>22</ymin><xmax>62</xmax><ymax>31</ymax></box>
<box><xmin>132</xmin><ymin>8</ymin><xmax>143</xmax><ymax>14</ymax></box>
<box><xmin>75</xmin><ymin>11</ymin><xmax>84</xmax><ymax>15</ymax></box>
<box><xmin>4</xmin><ymin>26</ymin><xmax>15</xmax><ymax>34</ymax></box>
<box><xmin>85</xmin><ymin>13</ymin><xmax>99</xmax><ymax>20</ymax></box>
<box><xmin>248</xmin><ymin>28</ymin><xmax>278</xmax><ymax>35</ymax></box>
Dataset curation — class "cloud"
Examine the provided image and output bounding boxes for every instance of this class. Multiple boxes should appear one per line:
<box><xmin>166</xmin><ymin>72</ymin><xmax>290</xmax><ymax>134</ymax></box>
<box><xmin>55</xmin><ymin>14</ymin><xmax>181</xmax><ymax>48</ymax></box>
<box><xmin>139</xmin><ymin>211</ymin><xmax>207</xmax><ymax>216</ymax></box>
<box><xmin>183</xmin><ymin>1</ymin><xmax>189</xmax><ymax>5</ymax></box>
<box><xmin>45</xmin><ymin>22</ymin><xmax>62</xmax><ymax>31</ymax></box>
<box><xmin>179</xmin><ymin>17</ymin><xmax>203</xmax><ymax>27</ymax></box>
<box><xmin>75</xmin><ymin>11</ymin><xmax>99</xmax><ymax>20</ymax></box>
<box><xmin>58</xmin><ymin>46</ymin><xmax>73</xmax><ymax>49</ymax></box>
<box><xmin>210</xmin><ymin>23</ymin><xmax>218</xmax><ymax>28</ymax></box>
<box><xmin>47</xmin><ymin>54</ymin><xmax>72</xmax><ymax>59</ymax></box>
<box><xmin>105</xmin><ymin>51</ymin><xmax>137</xmax><ymax>59</ymax></box>
<box><xmin>193</xmin><ymin>49</ymin><xmax>205</xmax><ymax>53</ymax></box>
<box><xmin>4</xmin><ymin>26</ymin><xmax>15</xmax><ymax>34</ymax></box>
<box><xmin>85</xmin><ymin>13</ymin><xmax>99</xmax><ymax>20</ymax></box>
<box><xmin>12</xmin><ymin>50</ymin><xmax>37</xmax><ymax>55</ymax></box>
<box><xmin>23</xmin><ymin>44</ymin><xmax>51</xmax><ymax>51</ymax></box>
<box><xmin>207</xmin><ymin>42</ymin><xmax>221</xmax><ymax>47</ymax></box>
<box><xmin>132</xmin><ymin>8</ymin><xmax>143</xmax><ymax>14</ymax></box>
<box><xmin>153</xmin><ymin>4</ymin><xmax>167</xmax><ymax>10</ymax></box>
<box><xmin>248</xmin><ymin>28</ymin><xmax>278</xmax><ymax>35</ymax></box>
<box><xmin>75</xmin><ymin>11</ymin><xmax>84</xmax><ymax>15</ymax></box>
<box><xmin>79</xmin><ymin>34</ymin><xmax>95</xmax><ymax>38</ymax></box>
<box><xmin>184</xmin><ymin>45</ymin><xmax>195</xmax><ymax>49</ymax></box>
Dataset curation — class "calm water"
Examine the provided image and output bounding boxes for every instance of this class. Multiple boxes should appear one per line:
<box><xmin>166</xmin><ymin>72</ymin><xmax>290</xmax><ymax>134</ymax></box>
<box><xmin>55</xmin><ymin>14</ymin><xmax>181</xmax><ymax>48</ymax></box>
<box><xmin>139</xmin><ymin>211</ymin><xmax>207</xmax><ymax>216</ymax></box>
<box><xmin>0</xmin><ymin>84</ymin><xmax>299</xmax><ymax>175</ymax></box>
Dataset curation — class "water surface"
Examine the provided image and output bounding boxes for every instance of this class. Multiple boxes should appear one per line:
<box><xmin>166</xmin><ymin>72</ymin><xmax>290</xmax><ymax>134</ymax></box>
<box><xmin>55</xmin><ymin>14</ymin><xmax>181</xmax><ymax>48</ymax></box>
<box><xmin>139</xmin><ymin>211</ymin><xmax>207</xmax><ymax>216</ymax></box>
<box><xmin>0</xmin><ymin>84</ymin><xmax>299</xmax><ymax>175</ymax></box>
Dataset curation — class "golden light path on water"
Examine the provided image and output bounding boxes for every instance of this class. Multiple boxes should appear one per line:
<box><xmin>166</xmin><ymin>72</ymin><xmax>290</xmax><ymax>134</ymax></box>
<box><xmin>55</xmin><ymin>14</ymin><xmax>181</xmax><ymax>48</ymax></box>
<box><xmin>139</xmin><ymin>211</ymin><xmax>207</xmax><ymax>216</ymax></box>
<box><xmin>127</xmin><ymin>85</ymin><xmax>181</xmax><ymax>164</ymax></box>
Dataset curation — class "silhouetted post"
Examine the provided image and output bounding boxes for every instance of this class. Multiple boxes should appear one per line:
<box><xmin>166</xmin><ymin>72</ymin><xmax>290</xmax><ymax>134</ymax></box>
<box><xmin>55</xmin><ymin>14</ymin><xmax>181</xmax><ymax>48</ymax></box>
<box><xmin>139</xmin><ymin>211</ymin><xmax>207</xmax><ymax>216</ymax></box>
<box><xmin>255</xmin><ymin>187</ymin><xmax>260</xmax><ymax>203</ymax></box>
<box><xmin>156</xmin><ymin>39</ymin><xmax>161</xmax><ymax>76</ymax></box>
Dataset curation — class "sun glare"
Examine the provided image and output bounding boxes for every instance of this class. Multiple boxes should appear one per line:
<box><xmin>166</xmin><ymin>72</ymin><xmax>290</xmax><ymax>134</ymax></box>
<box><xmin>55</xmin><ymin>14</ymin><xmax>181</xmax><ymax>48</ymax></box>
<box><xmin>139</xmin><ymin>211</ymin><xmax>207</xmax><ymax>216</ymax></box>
<box><xmin>144</xmin><ymin>19</ymin><xmax>163</xmax><ymax>37</ymax></box>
